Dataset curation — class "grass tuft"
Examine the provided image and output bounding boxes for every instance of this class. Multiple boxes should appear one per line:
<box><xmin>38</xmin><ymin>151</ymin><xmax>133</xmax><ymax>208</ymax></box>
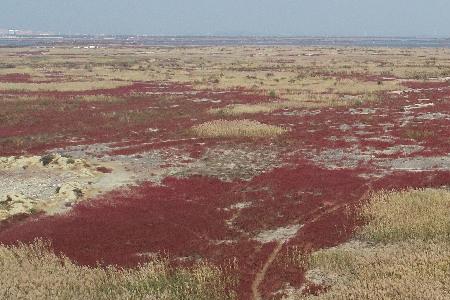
<box><xmin>359</xmin><ymin>188</ymin><xmax>450</xmax><ymax>242</ymax></box>
<box><xmin>0</xmin><ymin>240</ymin><xmax>236</xmax><ymax>300</ymax></box>
<box><xmin>191</xmin><ymin>119</ymin><xmax>287</xmax><ymax>138</ymax></box>
<box><xmin>301</xmin><ymin>240</ymin><xmax>450</xmax><ymax>300</ymax></box>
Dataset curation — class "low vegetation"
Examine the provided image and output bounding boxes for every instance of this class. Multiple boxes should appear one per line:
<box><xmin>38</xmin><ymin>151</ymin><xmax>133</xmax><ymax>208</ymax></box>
<box><xmin>359</xmin><ymin>189</ymin><xmax>450</xmax><ymax>242</ymax></box>
<box><xmin>293</xmin><ymin>188</ymin><xmax>450</xmax><ymax>300</ymax></box>
<box><xmin>210</xmin><ymin>103</ymin><xmax>278</xmax><ymax>116</ymax></box>
<box><xmin>209</xmin><ymin>93</ymin><xmax>372</xmax><ymax>116</ymax></box>
<box><xmin>1</xmin><ymin>46</ymin><xmax>449</xmax><ymax>299</ymax></box>
<box><xmin>0</xmin><ymin>81</ymin><xmax>130</xmax><ymax>92</ymax></box>
<box><xmin>192</xmin><ymin>119</ymin><xmax>287</xmax><ymax>138</ymax></box>
<box><xmin>0</xmin><ymin>240</ymin><xmax>236</xmax><ymax>300</ymax></box>
<box><xmin>2</xmin><ymin>46</ymin><xmax>446</xmax><ymax>108</ymax></box>
<box><xmin>301</xmin><ymin>240</ymin><xmax>450</xmax><ymax>300</ymax></box>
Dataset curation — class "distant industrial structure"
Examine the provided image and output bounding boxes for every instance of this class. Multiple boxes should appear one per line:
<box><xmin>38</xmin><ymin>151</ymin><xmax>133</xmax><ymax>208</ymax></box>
<box><xmin>3</xmin><ymin>29</ymin><xmax>36</xmax><ymax>36</ymax></box>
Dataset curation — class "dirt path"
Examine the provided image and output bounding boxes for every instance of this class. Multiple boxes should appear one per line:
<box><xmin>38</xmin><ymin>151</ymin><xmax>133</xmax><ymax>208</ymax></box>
<box><xmin>251</xmin><ymin>203</ymin><xmax>350</xmax><ymax>299</ymax></box>
<box><xmin>252</xmin><ymin>241</ymin><xmax>284</xmax><ymax>300</ymax></box>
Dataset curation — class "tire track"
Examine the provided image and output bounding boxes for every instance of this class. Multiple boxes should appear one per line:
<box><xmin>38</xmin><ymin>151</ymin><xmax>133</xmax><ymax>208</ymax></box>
<box><xmin>251</xmin><ymin>203</ymin><xmax>348</xmax><ymax>299</ymax></box>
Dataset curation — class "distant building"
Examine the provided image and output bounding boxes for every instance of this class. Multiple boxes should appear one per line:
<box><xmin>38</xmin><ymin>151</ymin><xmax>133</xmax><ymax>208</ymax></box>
<box><xmin>8</xmin><ymin>29</ymin><xmax>17</xmax><ymax>35</ymax></box>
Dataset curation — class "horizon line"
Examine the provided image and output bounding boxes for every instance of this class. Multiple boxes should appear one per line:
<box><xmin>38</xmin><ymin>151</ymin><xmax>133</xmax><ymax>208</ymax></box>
<box><xmin>1</xmin><ymin>33</ymin><xmax>450</xmax><ymax>39</ymax></box>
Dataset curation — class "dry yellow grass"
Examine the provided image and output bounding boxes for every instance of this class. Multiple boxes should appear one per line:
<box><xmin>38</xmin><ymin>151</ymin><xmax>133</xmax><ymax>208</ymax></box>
<box><xmin>0</xmin><ymin>240</ymin><xmax>236</xmax><ymax>300</ymax></box>
<box><xmin>209</xmin><ymin>93</ymin><xmax>368</xmax><ymax>116</ymax></box>
<box><xmin>4</xmin><ymin>46</ymin><xmax>448</xmax><ymax>109</ymax></box>
<box><xmin>260</xmin><ymin>77</ymin><xmax>401</xmax><ymax>97</ymax></box>
<box><xmin>191</xmin><ymin>119</ymin><xmax>287</xmax><ymax>138</ymax></box>
<box><xmin>300</xmin><ymin>78</ymin><xmax>401</xmax><ymax>94</ymax></box>
<box><xmin>73</xmin><ymin>95</ymin><xmax>126</xmax><ymax>103</ymax></box>
<box><xmin>0</xmin><ymin>81</ymin><xmax>130</xmax><ymax>92</ymax></box>
<box><xmin>296</xmin><ymin>240</ymin><xmax>450</xmax><ymax>300</ymax></box>
<box><xmin>210</xmin><ymin>103</ymin><xmax>278</xmax><ymax>116</ymax></box>
<box><xmin>209</xmin><ymin>98</ymin><xmax>317</xmax><ymax>117</ymax></box>
<box><xmin>359</xmin><ymin>188</ymin><xmax>450</xmax><ymax>242</ymax></box>
<box><xmin>289</xmin><ymin>188</ymin><xmax>450</xmax><ymax>300</ymax></box>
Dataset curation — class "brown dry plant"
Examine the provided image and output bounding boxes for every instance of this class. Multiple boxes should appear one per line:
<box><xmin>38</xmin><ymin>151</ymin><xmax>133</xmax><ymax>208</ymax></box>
<box><xmin>0</xmin><ymin>240</ymin><xmax>236</xmax><ymax>300</ymax></box>
<box><xmin>359</xmin><ymin>188</ymin><xmax>450</xmax><ymax>242</ymax></box>
<box><xmin>0</xmin><ymin>81</ymin><xmax>130</xmax><ymax>92</ymax></box>
<box><xmin>191</xmin><ymin>119</ymin><xmax>287</xmax><ymax>138</ymax></box>
<box><xmin>296</xmin><ymin>240</ymin><xmax>450</xmax><ymax>300</ymax></box>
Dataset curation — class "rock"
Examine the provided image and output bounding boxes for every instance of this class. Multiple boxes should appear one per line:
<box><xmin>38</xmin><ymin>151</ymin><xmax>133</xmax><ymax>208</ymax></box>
<box><xmin>57</xmin><ymin>182</ymin><xmax>84</xmax><ymax>201</ymax></box>
<box><xmin>50</xmin><ymin>154</ymin><xmax>81</xmax><ymax>169</ymax></box>
<box><xmin>9</xmin><ymin>201</ymin><xmax>32</xmax><ymax>215</ymax></box>
<box><xmin>0</xmin><ymin>155</ymin><xmax>41</xmax><ymax>169</ymax></box>
<box><xmin>0</xmin><ymin>210</ymin><xmax>9</xmax><ymax>220</ymax></box>
<box><xmin>40</xmin><ymin>154</ymin><xmax>56</xmax><ymax>166</ymax></box>
<box><xmin>0</xmin><ymin>151</ymin><xmax>138</xmax><ymax>221</ymax></box>
<box><xmin>0</xmin><ymin>193</ymin><xmax>36</xmax><ymax>216</ymax></box>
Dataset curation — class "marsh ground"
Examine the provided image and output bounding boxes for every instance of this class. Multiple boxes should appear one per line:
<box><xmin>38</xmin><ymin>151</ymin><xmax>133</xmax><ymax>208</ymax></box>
<box><xmin>0</xmin><ymin>46</ymin><xmax>449</xmax><ymax>299</ymax></box>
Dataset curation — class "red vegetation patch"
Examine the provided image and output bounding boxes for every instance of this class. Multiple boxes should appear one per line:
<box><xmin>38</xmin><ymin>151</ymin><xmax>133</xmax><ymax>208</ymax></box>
<box><xmin>0</xmin><ymin>82</ymin><xmax>270</xmax><ymax>156</ymax></box>
<box><xmin>0</xmin><ymin>162</ymin><xmax>368</xmax><ymax>297</ymax></box>
<box><xmin>1</xmin><ymin>160</ymin><xmax>448</xmax><ymax>298</ymax></box>
<box><xmin>0</xmin><ymin>176</ymin><xmax>238</xmax><ymax>266</ymax></box>
<box><xmin>0</xmin><ymin>73</ymin><xmax>33</xmax><ymax>83</ymax></box>
<box><xmin>1</xmin><ymin>79</ymin><xmax>449</xmax><ymax>298</ymax></box>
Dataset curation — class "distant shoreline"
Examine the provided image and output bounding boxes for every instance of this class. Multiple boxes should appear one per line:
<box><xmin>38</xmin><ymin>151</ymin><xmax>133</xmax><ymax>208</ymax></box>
<box><xmin>1</xmin><ymin>35</ymin><xmax>450</xmax><ymax>48</ymax></box>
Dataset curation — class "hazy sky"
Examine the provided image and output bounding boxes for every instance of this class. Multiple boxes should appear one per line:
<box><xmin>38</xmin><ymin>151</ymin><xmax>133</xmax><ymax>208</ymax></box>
<box><xmin>2</xmin><ymin>0</ymin><xmax>450</xmax><ymax>36</ymax></box>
